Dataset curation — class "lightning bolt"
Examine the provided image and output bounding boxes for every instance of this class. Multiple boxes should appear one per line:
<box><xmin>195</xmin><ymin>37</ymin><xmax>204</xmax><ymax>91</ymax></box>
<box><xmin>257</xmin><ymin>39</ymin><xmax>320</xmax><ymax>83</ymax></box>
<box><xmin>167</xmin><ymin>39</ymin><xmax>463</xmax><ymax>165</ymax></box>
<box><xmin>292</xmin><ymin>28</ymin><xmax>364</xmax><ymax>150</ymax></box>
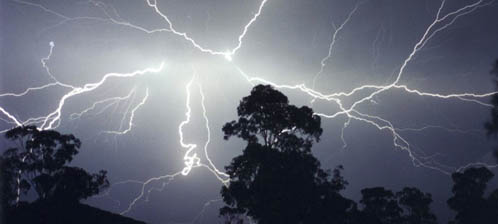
<box><xmin>1</xmin><ymin>41</ymin><xmax>163</xmax><ymax>206</ymax></box>
<box><xmin>37</xmin><ymin>63</ymin><xmax>163</xmax><ymax>131</ymax></box>
<box><xmin>0</xmin><ymin>40</ymin><xmax>163</xmax><ymax>133</ymax></box>
<box><xmin>143</xmin><ymin>0</ymin><xmax>267</xmax><ymax>60</ymax></box>
<box><xmin>234</xmin><ymin>0</ymin><xmax>497</xmax><ymax>175</ymax></box>
<box><xmin>198</xmin><ymin>83</ymin><xmax>230</xmax><ymax>181</ymax></box>
<box><xmin>103</xmin><ymin>88</ymin><xmax>150</xmax><ymax>135</ymax></box>
<box><xmin>191</xmin><ymin>199</ymin><xmax>222</xmax><ymax>224</ymax></box>
<box><xmin>112</xmin><ymin>74</ymin><xmax>229</xmax><ymax>214</ymax></box>
<box><xmin>119</xmin><ymin>171</ymin><xmax>183</xmax><ymax>215</ymax></box>
<box><xmin>69</xmin><ymin>88</ymin><xmax>136</xmax><ymax>121</ymax></box>
<box><xmin>4</xmin><ymin>0</ymin><xmax>498</xmax><ymax>220</ymax></box>
<box><xmin>178</xmin><ymin>75</ymin><xmax>201</xmax><ymax>176</ymax></box>
<box><xmin>312</xmin><ymin>2</ymin><xmax>361</xmax><ymax>89</ymax></box>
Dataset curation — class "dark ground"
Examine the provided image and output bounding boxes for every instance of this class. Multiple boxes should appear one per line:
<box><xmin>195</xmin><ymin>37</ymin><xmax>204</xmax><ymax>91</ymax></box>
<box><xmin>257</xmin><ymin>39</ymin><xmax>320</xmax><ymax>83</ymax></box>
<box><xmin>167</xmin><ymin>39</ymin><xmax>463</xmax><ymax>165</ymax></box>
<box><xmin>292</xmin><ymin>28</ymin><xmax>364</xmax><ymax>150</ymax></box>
<box><xmin>4</xmin><ymin>201</ymin><xmax>146</xmax><ymax>224</ymax></box>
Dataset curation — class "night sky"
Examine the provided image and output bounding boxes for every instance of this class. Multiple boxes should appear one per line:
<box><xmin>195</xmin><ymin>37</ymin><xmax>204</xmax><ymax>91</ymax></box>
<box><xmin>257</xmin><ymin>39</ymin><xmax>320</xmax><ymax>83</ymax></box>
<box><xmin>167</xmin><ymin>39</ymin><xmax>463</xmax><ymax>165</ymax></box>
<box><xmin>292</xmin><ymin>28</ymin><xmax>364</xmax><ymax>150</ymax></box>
<box><xmin>1</xmin><ymin>0</ymin><xmax>498</xmax><ymax>223</ymax></box>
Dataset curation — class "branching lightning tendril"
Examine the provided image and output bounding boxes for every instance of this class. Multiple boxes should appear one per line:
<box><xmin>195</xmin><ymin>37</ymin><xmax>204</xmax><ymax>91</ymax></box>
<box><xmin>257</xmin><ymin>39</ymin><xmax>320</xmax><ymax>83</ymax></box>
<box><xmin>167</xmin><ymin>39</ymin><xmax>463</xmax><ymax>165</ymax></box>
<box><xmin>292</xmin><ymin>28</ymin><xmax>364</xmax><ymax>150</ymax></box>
<box><xmin>2</xmin><ymin>0</ymin><xmax>498</xmax><ymax>219</ymax></box>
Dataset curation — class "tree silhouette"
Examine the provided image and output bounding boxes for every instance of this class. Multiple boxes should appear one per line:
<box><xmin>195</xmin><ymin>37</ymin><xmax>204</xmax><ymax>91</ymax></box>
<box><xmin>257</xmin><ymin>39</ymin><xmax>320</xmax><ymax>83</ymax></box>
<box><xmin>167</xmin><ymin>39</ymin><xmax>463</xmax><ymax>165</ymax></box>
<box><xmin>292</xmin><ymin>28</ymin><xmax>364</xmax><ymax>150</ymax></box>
<box><xmin>355</xmin><ymin>187</ymin><xmax>437</xmax><ymax>224</ymax></box>
<box><xmin>485</xmin><ymin>59</ymin><xmax>498</xmax><ymax>161</ymax></box>
<box><xmin>396</xmin><ymin>187</ymin><xmax>437</xmax><ymax>224</ymax></box>
<box><xmin>447</xmin><ymin>167</ymin><xmax>498</xmax><ymax>224</ymax></box>
<box><xmin>50</xmin><ymin>166</ymin><xmax>108</xmax><ymax>203</ymax></box>
<box><xmin>1</xmin><ymin>126</ymin><xmax>109</xmax><ymax>207</ymax></box>
<box><xmin>220</xmin><ymin>85</ymin><xmax>354</xmax><ymax>224</ymax></box>
<box><xmin>1</xmin><ymin>156</ymin><xmax>29</xmax><ymax>207</ymax></box>
<box><xmin>359</xmin><ymin>187</ymin><xmax>402</xmax><ymax>224</ymax></box>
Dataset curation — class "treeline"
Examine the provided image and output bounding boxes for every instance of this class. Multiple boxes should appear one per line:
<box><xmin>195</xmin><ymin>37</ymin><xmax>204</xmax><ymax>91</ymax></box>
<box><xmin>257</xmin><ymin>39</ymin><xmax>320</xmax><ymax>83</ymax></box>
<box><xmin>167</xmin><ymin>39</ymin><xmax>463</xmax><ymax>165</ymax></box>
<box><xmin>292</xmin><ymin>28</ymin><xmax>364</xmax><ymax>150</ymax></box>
<box><xmin>2</xmin><ymin>86</ymin><xmax>497</xmax><ymax>224</ymax></box>
<box><xmin>2</xmin><ymin>60</ymin><xmax>498</xmax><ymax>224</ymax></box>
<box><xmin>0</xmin><ymin>126</ymin><xmax>113</xmax><ymax>224</ymax></box>
<box><xmin>219</xmin><ymin>84</ymin><xmax>498</xmax><ymax>224</ymax></box>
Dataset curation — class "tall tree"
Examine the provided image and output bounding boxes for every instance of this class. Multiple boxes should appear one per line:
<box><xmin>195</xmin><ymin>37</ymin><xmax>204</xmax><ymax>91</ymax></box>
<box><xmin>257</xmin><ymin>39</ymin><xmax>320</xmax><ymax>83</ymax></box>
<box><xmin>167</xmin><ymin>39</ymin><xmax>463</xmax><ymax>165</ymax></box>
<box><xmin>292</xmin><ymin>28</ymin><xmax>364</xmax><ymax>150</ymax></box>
<box><xmin>447</xmin><ymin>167</ymin><xmax>498</xmax><ymax>224</ymax></box>
<box><xmin>1</xmin><ymin>156</ymin><xmax>29</xmax><ymax>207</ymax></box>
<box><xmin>1</xmin><ymin>126</ymin><xmax>109</xmax><ymax>206</ymax></box>
<box><xmin>220</xmin><ymin>85</ymin><xmax>354</xmax><ymax>224</ymax></box>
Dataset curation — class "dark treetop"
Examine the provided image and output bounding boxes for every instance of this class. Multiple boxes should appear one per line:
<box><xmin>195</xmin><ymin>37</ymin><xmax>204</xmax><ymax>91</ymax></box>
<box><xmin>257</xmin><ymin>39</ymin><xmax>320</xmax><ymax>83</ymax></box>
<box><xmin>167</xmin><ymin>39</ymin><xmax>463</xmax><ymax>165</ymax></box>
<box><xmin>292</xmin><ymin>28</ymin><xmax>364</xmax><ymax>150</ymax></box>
<box><xmin>220</xmin><ymin>85</ymin><xmax>355</xmax><ymax>224</ymax></box>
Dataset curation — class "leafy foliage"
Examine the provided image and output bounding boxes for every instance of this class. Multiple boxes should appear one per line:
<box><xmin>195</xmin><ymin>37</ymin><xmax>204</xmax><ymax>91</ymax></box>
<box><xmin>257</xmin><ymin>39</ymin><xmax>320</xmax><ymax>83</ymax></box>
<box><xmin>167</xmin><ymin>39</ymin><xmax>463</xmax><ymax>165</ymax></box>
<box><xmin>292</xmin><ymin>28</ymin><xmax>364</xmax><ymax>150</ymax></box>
<box><xmin>357</xmin><ymin>187</ymin><xmax>437</xmax><ymax>224</ymax></box>
<box><xmin>222</xmin><ymin>84</ymin><xmax>322</xmax><ymax>151</ymax></box>
<box><xmin>220</xmin><ymin>85</ymin><xmax>352</xmax><ymax>224</ymax></box>
<box><xmin>359</xmin><ymin>187</ymin><xmax>403</xmax><ymax>224</ymax></box>
<box><xmin>447</xmin><ymin>167</ymin><xmax>498</xmax><ymax>224</ymax></box>
<box><xmin>220</xmin><ymin>85</ymin><xmax>442</xmax><ymax>224</ymax></box>
<box><xmin>1</xmin><ymin>126</ymin><xmax>109</xmax><ymax>207</ymax></box>
<box><xmin>396</xmin><ymin>187</ymin><xmax>438</xmax><ymax>224</ymax></box>
<box><xmin>1</xmin><ymin>158</ymin><xmax>29</xmax><ymax>207</ymax></box>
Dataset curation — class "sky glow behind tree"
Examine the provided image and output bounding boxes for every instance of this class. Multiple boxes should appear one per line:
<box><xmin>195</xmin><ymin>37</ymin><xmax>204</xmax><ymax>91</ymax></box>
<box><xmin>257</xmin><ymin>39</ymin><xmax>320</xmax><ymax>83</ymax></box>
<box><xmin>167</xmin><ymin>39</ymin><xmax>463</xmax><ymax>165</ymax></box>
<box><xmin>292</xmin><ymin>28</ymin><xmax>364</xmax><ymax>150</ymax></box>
<box><xmin>1</xmin><ymin>0</ymin><xmax>498</xmax><ymax>223</ymax></box>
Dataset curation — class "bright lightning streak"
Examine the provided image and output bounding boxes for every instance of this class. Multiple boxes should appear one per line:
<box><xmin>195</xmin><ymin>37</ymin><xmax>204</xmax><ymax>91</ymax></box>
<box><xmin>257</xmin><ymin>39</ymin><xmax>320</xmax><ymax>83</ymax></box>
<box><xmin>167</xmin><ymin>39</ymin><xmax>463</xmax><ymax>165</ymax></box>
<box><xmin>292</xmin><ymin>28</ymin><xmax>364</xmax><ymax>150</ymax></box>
<box><xmin>1</xmin><ymin>40</ymin><xmax>164</xmax><ymax>206</ymax></box>
<box><xmin>38</xmin><ymin>63</ymin><xmax>164</xmax><ymax>130</ymax></box>
<box><xmin>6</xmin><ymin>0</ymin><xmax>498</xmax><ymax>219</ymax></box>
<box><xmin>42</xmin><ymin>41</ymin><xmax>62</xmax><ymax>84</ymax></box>
<box><xmin>0</xmin><ymin>107</ymin><xmax>23</xmax><ymax>128</ymax></box>
<box><xmin>312</xmin><ymin>3</ymin><xmax>360</xmax><ymax>89</ymax></box>
<box><xmin>120</xmin><ymin>171</ymin><xmax>183</xmax><ymax>215</ymax></box>
<box><xmin>115</xmin><ymin>76</ymin><xmax>230</xmax><ymax>215</ymax></box>
<box><xmin>13</xmin><ymin>0</ymin><xmax>266</xmax><ymax>61</ymax></box>
<box><xmin>69</xmin><ymin>89</ymin><xmax>136</xmax><ymax>121</ymax></box>
<box><xmin>0</xmin><ymin>83</ymin><xmax>62</xmax><ymax>98</ymax></box>
<box><xmin>144</xmin><ymin>0</ymin><xmax>267</xmax><ymax>60</ymax></box>
<box><xmin>0</xmin><ymin>42</ymin><xmax>74</xmax><ymax>107</ymax></box>
<box><xmin>103</xmin><ymin>88</ymin><xmax>150</xmax><ymax>135</ymax></box>
<box><xmin>177</xmin><ymin>74</ymin><xmax>228</xmax><ymax>180</ymax></box>
<box><xmin>178</xmin><ymin>76</ymin><xmax>201</xmax><ymax>176</ymax></box>
<box><xmin>227</xmin><ymin>0</ymin><xmax>268</xmax><ymax>57</ymax></box>
<box><xmin>234</xmin><ymin>0</ymin><xmax>498</xmax><ymax>175</ymax></box>
<box><xmin>198</xmin><ymin>83</ymin><xmax>230</xmax><ymax>181</ymax></box>
<box><xmin>0</xmin><ymin>41</ymin><xmax>74</xmax><ymax>130</ymax></box>
<box><xmin>0</xmin><ymin>41</ymin><xmax>164</xmax><ymax>132</ymax></box>
<box><xmin>224</xmin><ymin>52</ymin><xmax>233</xmax><ymax>62</ymax></box>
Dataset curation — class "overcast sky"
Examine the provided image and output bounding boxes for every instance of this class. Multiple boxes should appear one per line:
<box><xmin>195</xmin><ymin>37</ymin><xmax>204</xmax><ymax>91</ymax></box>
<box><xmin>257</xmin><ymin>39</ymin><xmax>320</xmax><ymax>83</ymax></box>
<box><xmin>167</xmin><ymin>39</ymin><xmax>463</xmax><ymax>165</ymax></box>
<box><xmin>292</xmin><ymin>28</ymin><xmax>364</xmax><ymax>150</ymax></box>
<box><xmin>1</xmin><ymin>0</ymin><xmax>498</xmax><ymax>223</ymax></box>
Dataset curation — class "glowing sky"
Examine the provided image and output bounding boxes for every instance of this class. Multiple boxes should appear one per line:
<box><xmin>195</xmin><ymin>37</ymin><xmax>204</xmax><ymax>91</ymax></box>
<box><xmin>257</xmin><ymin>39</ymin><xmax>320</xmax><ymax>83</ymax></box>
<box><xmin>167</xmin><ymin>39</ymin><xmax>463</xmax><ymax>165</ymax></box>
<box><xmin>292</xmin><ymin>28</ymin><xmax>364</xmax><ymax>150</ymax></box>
<box><xmin>1</xmin><ymin>0</ymin><xmax>498</xmax><ymax>223</ymax></box>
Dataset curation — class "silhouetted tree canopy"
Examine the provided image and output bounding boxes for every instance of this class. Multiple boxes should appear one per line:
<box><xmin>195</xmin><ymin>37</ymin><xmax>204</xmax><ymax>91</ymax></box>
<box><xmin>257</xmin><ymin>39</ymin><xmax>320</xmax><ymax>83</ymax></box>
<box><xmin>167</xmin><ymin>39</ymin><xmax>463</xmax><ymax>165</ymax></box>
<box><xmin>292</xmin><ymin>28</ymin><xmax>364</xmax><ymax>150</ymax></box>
<box><xmin>1</xmin><ymin>157</ymin><xmax>28</xmax><ymax>207</ymax></box>
<box><xmin>1</xmin><ymin>126</ymin><xmax>109</xmax><ymax>208</ymax></box>
<box><xmin>223</xmin><ymin>84</ymin><xmax>323</xmax><ymax>152</ymax></box>
<box><xmin>447</xmin><ymin>167</ymin><xmax>498</xmax><ymax>224</ymax></box>
<box><xmin>356</xmin><ymin>187</ymin><xmax>437</xmax><ymax>224</ymax></box>
<box><xmin>220</xmin><ymin>85</ymin><xmax>354</xmax><ymax>224</ymax></box>
<box><xmin>359</xmin><ymin>187</ymin><xmax>403</xmax><ymax>224</ymax></box>
<box><xmin>396</xmin><ymin>187</ymin><xmax>438</xmax><ymax>224</ymax></box>
<box><xmin>485</xmin><ymin>59</ymin><xmax>498</xmax><ymax>160</ymax></box>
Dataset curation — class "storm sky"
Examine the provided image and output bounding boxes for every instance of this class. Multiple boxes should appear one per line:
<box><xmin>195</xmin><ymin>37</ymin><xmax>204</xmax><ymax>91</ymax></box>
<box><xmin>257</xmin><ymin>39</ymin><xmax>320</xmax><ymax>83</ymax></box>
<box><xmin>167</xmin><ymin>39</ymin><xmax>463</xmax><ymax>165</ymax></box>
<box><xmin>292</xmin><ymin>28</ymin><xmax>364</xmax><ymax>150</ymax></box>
<box><xmin>1</xmin><ymin>0</ymin><xmax>498</xmax><ymax>223</ymax></box>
